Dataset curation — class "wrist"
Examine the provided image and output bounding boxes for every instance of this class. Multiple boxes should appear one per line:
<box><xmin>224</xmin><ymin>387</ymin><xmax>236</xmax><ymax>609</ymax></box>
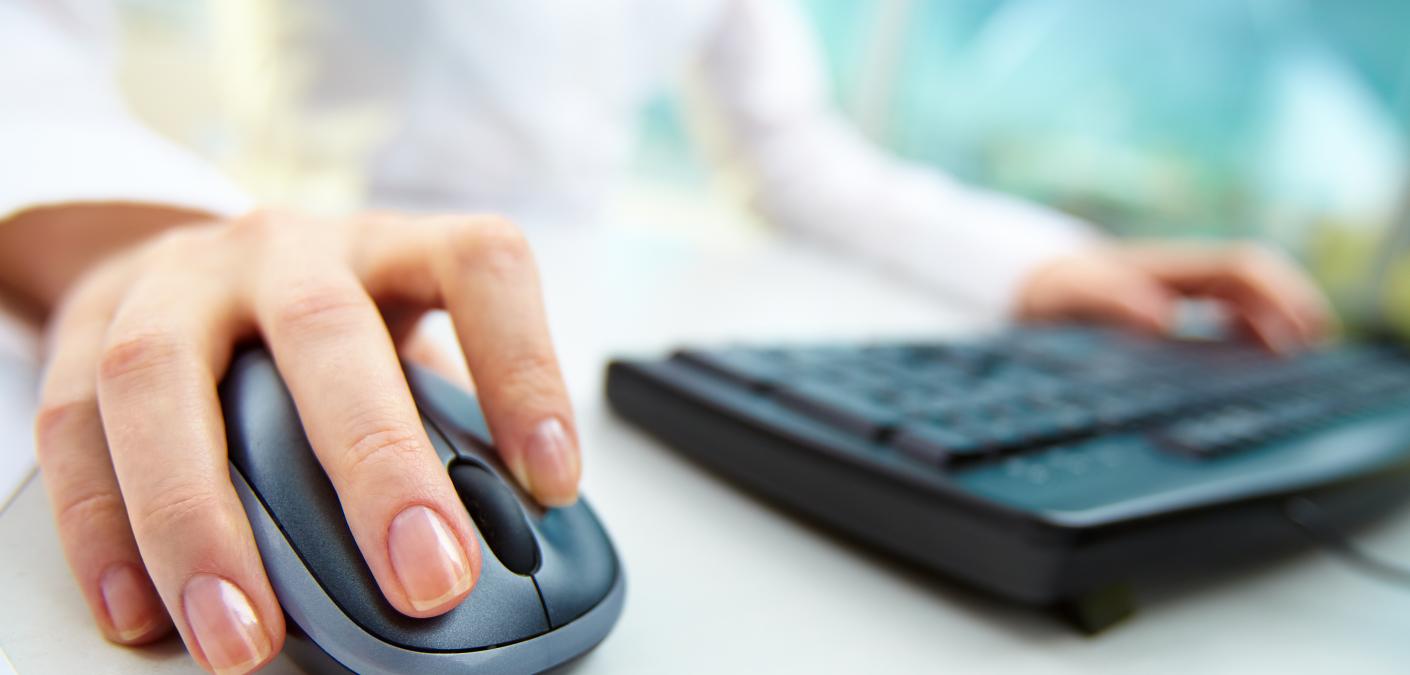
<box><xmin>1015</xmin><ymin>250</ymin><xmax>1087</xmax><ymax>321</ymax></box>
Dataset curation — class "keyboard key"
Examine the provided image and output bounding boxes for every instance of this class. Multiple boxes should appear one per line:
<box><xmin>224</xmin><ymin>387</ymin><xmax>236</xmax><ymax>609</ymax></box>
<box><xmin>1152</xmin><ymin>426</ymin><xmax>1227</xmax><ymax>458</ymax></box>
<box><xmin>1153</xmin><ymin>406</ymin><xmax>1277</xmax><ymax>457</ymax></box>
<box><xmin>775</xmin><ymin>383</ymin><xmax>902</xmax><ymax>439</ymax></box>
<box><xmin>893</xmin><ymin>394</ymin><xmax>969</xmax><ymax>420</ymax></box>
<box><xmin>674</xmin><ymin>332</ymin><xmax>1410</xmax><ymax>472</ymax></box>
<box><xmin>1028</xmin><ymin>405</ymin><xmax>1099</xmax><ymax>436</ymax></box>
<box><xmin>892</xmin><ymin>425</ymin><xmax>992</xmax><ymax>465</ymax></box>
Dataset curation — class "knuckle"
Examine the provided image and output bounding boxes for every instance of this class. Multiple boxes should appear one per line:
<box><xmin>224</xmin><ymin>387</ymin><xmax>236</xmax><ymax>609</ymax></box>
<box><xmin>141</xmin><ymin>232</ymin><xmax>221</xmax><ymax>280</ymax></box>
<box><xmin>441</xmin><ymin>215</ymin><xmax>531</xmax><ymax>277</ymax></box>
<box><xmin>340</xmin><ymin>421</ymin><xmax>428</xmax><ymax>482</ymax></box>
<box><xmin>98</xmin><ymin>331</ymin><xmax>189</xmax><ymax>385</ymax></box>
<box><xmin>131</xmin><ymin>485</ymin><xmax>221</xmax><ymax>539</ymax></box>
<box><xmin>1228</xmin><ymin>243</ymin><xmax>1273</xmax><ymax>275</ymax></box>
<box><xmin>493</xmin><ymin>349</ymin><xmax>564</xmax><ymax>406</ymax></box>
<box><xmin>270</xmin><ymin>280</ymin><xmax>367</xmax><ymax>335</ymax></box>
<box><xmin>33</xmin><ymin>397</ymin><xmax>98</xmax><ymax>459</ymax></box>
<box><xmin>147</xmin><ymin>226</ymin><xmax>207</xmax><ymax>257</ymax></box>
<box><xmin>359</xmin><ymin>209</ymin><xmax>403</xmax><ymax>228</ymax></box>
<box><xmin>501</xmin><ymin>348</ymin><xmax>560</xmax><ymax>382</ymax></box>
<box><xmin>230</xmin><ymin>208</ymin><xmax>289</xmax><ymax>236</ymax></box>
<box><xmin>228</xmin><ymin>208</ymin><xmax>321</xmax><ymax>254</ymax></box>
<box><xmin>54</xmin><ymin>257</ymin><xmax>140</xmax><ymax>330</ymax></box>
<box><xmin>54</xmin><ymin>489</ymin><xmax>126</xmax><ymax>533</ymax></box>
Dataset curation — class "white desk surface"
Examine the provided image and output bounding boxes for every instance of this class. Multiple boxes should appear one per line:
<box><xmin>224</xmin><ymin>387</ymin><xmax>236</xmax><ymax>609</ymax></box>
<box><xmin>2</xmin><ymin>226</ymin><xmax>1410</xmax><ymax>674</ymax></box>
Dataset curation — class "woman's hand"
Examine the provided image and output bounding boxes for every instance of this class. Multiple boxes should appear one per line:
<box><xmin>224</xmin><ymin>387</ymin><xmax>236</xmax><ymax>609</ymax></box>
<box><xmin>30</xmin><ymin>209</ymin><xmax>580</xmax><ymax>673</ymax></box>
<box><xmin>1017</xmin><ymin>241</ymin><xmax>1334</xmax><ymax>352</ymax></box>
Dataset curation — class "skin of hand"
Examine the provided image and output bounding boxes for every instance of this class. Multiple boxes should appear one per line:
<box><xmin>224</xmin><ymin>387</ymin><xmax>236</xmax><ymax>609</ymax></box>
<box><xmin>0</xmin><ymin>203</ymin><xmax>216</xmax><ymax>320</ymax></box>
<box><xmin>8</xmin><ymin>206</ymin><xmax>580</xmax><ymax>674</ymax></box>
<box><xmin>1016</xmin><ymin>241</ymin><xmax>1335</xmax><ymax>352</ymax></box>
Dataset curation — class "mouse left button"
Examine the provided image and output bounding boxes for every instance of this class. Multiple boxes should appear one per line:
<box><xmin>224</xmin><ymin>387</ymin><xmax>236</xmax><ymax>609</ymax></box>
<box><xmin>449</xmin><ymin>463</ymin><xmax>542</xmax><ymax>576</ymax></box>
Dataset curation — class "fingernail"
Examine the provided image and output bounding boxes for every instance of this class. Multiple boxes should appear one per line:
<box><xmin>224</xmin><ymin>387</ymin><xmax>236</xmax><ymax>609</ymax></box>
<box><xmin>100</xmin><ymin>564</ymin><xmax>161</xmax><ymax>642</ymax></box>
<box><xmin>523</xmin><ymin>418</ymin><xmax>579</xmax><ymax>506</ymax></box>
<box><xmin>388</xmin><ymin>505</ymin><xmax>473</xmax><ymax>612</ymax></box>
<box><xmin>182</xmin><ymin>575</ymin><xmax>270</xmax><ymax>675</ymax></box>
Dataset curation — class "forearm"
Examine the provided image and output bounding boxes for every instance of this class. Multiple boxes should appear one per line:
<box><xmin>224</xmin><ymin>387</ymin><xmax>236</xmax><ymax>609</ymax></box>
<box><xmin>695</xmin><ymin>0</ymin><xmax>1097</xmax><ymax>315</ymax></box>
<box><xmin>747</xmin><ymin>117</ymin><xmax>1098</xmax><ymax>314</ymax></box>
<box><xmin>0</xmin><ymin>201</ymin><xmax>215</xmax><ymax>320</ymax></box>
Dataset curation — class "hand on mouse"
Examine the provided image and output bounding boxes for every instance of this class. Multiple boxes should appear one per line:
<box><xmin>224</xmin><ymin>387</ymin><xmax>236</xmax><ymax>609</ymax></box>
<box><xmin>1016</xmin><ymin>241</ymin><xmax>1335</xmax><ymax>352</ymax></box>
<box><xmin>4</xmin><ymin>205</ymin><xmax>580</xmax><ymax>674</ymax></box>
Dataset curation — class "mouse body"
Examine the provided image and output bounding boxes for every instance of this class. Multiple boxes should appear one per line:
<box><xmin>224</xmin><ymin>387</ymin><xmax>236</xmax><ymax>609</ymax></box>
<box><xmin>220</xmin><ymin>348</ymin><xmax>624</xmax><ymax>674</ymax></box>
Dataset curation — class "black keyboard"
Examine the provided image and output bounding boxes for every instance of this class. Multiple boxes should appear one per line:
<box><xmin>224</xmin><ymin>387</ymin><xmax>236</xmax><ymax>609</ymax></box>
<box><xmin>606</xmin><ymin>326</ymin><xmax>1410</xmax><ymax>630</ymax></box>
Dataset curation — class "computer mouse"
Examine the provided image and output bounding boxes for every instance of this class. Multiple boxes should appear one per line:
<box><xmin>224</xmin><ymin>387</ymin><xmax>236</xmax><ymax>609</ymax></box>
<box><xmin>219</xmin><ymin>347</ymin><xmax>624</xmax><ymax>674</ymax></box>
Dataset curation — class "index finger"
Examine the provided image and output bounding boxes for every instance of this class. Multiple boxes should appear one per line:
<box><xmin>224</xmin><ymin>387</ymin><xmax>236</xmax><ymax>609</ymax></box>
<box><xmin>359</xmin><ymin>215</ymin><xmax>581</xmax><ymax>507</ymax></box>
<box><xmin>252</xmin><ymin>262</ymin><xmax>481</xmax><ymax>619</ymax></box>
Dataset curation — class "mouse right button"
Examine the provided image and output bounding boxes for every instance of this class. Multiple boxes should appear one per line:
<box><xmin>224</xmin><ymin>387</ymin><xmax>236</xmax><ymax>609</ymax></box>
<box><xmin>532</xmin><ymin>500</ymin><xmax>621</xmax><ymax>627</ymax></box>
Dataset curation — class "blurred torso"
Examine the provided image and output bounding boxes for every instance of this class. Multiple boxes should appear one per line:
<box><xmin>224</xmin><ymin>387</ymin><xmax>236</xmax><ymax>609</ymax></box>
<box><xmin>290</xmin><ymin>0</ymin><xmax>725</xmax><ymax>224</ymax></box>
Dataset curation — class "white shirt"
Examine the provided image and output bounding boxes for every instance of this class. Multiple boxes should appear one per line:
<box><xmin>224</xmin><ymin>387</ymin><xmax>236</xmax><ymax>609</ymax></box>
<box><xmin>0</xmin><ymin>0</ymin><xmax>253</xmax><ymax>221</ymax></box>
<box><xmin>0</xmin><ymin>0</ymin><xmax>1096</xmax><ymax>315</ymax></box>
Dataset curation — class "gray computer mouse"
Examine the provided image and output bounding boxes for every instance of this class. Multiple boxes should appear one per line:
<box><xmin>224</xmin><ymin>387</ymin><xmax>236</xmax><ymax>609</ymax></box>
<box><xmin>220</xmin><ymin>348</ymin><xmax>624</xmax><ymax>674</ymax></box>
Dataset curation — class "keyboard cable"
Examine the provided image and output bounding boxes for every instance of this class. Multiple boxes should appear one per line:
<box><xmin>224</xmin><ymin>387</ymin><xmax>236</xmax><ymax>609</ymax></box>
<box><xmin>1282</xmin><ymin>496</ymin><xmax>1410</xmax><ymax>589</ymax></box>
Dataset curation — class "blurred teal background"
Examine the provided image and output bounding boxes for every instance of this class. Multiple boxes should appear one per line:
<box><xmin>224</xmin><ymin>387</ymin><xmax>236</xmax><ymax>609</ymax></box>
<box><xmin>639</xmin><ymin>0</ymin><xmax>1410</xmax><ymax>335</ymax></box>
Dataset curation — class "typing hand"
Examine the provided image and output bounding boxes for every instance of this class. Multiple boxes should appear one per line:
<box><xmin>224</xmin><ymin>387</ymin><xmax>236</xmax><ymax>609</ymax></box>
<box><xmin>1017</xmin><ymin>242</ymin><xmax>1334</xmax><ymax>352</ymax></box>
<box><xmin>29</xmin><ymin>209</ymin><xmax>579</xmax><ymax>673</ymax></box>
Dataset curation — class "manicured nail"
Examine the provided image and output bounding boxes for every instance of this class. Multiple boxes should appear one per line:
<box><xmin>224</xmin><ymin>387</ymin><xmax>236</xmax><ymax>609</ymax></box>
<box><xmin>523</xmin><ymin>418</ymin><xmax>579</xmax><ymax>506</ymax></box>
<box><xmin>182</xmin><ymin>575</ymin><xmax>270</xmax><ymax>675</ymax></box>
<box><xmin>100</xmin><ymin>564</ymin><xmax>160</xmax><ymax>642</ymax></box>
<box><xmin>388</xmin><ymin>505</ymin><xmax>473</xmax><ymax>612</ymax></box>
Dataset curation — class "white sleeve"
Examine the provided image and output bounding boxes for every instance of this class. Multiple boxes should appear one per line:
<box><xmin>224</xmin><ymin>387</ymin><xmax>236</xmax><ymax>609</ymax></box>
<box><xmin>0</xmin><ymin>0</ymin><xmax>252</xmax><ymax>221</ymax></box>
<box><xmin>694</xmin><ymin>0</ymin><xmax>1100</xmax><ymax>316</ymax></box>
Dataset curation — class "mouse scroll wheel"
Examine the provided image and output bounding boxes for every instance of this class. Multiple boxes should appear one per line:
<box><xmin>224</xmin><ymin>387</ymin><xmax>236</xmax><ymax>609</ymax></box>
<box><xmin>448</xmin><ymin>463</ymin><xmax>542</xmax><ymax>576</ymax></box>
